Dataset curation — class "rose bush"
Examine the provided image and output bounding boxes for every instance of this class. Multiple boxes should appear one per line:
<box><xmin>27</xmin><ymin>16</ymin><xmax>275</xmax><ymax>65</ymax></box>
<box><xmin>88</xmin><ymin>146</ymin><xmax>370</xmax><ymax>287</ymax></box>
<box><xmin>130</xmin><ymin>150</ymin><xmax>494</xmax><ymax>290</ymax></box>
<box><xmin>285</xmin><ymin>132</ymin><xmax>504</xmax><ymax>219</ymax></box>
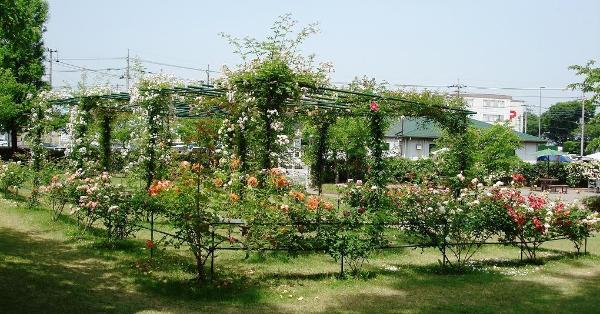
<box><xmin>0</xmin><ymin>161</ymin><xmax>28</xmax><ymax>194</ymax></box>
<box><xmin>390</xmin><ymin>180</ymin><xmax>504</xmax><ymax>267</ymax></box>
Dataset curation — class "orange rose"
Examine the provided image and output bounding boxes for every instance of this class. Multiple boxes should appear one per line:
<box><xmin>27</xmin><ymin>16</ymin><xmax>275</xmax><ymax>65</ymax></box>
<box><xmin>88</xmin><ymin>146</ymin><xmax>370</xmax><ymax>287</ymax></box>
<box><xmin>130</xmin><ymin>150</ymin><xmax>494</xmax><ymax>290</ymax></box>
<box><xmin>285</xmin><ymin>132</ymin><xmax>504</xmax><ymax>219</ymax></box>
<box><xmin>273</xmin><ymin>175</ymin><xmax>288</xmax><ymax>188</ymax></box>
<box><xmin>289</xmin><ymin>190</ymin><xmax>305</xmax><ymax>202</ymax></box>
<box><xmin>247</xmin><ymin>176</ymin><xmax>258</xmax><ymax>188</ymax></box>
<box><xmin>213</xmin><ymin>178</ymin><xmax>224</xmax><ymax>187</ymax></box>
<box><xmin>148</xmin><ymin>180</ymin><xmax>171</xmax><ymax>196</ymax></box>
<box><xmin>323</xmin><ymin>202</ymin><xmax>334</xmax><ymax>210</ymax></box>
<box><xmin>229</xmin><ymin>193</ymin><xmax>240</xmax><ymax>202</ymax></box>
<box><xmin>230</xmin><ymin>158</ymin><xmax>241</xmax><ymax>170</ymax></box>
<box><xmin>307</xmin><ymin>196</ymin><xmax>320</xmax><ymax>211</ymax></box>
<box><xmin>192</xmin><ymin>163</ymin><xmax>202</xmax><ymax>173</ymax></box>
<box><xmin>269</xmin><ymin>167</ymin><xmax>282</xmax><ymax>176</ymax></box>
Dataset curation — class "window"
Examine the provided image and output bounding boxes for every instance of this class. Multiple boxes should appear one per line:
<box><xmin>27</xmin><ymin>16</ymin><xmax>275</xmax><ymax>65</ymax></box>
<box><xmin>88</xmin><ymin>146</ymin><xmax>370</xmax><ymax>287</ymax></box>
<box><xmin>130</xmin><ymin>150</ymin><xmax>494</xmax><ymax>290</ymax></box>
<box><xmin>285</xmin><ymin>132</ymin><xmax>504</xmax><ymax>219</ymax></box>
<box><xmin>428</xmin><ymin>143</ymin><xmax>436</xmax><ymax>157</ymax></box>
<box><xmin>416</xmin><ymin>144</ymin><xmax>422</xmax><ymax>150</ymax></box>
<box><xmin>483</xmin><ymin>114</ymin><xmax>503</xmax><ymax>122</ymax></box>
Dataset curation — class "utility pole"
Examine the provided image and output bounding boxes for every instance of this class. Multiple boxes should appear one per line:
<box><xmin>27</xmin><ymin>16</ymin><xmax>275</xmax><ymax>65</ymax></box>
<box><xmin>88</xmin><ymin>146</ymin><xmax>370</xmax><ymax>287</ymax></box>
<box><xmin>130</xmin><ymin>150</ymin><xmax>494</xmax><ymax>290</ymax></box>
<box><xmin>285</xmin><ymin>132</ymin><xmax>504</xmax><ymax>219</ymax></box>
<box><xmin>581</xmin><ymin>96</ymin><xmax>586</xmax><ymax>158</ymax></box>
<box><xmin>47</xmin><ymin>48</ymin><xmax>57</xmax><ymax>88</ymax></box>
<box><xmin>450</xmin><ymin>78</ymin><xmax>466</xmax><ymax>98</ymax></box>
<box><xmin>126</xmin><ymin>49</ymin><xmax>130</xmax><ymax>90</ymax></box>
<box><xmin>206</xmin><ymin>64</ymin><xmax>210</xmax><ymax>85</ymax></box>
<box><xmin>524</xmin><ymin>107</ymin><xmax>528</xmax><ymax>133</ymax></box>
<box><xmin>538</xmin><ymin>86</ymin><xmax>545</xmax><ymax>137</ymax></box>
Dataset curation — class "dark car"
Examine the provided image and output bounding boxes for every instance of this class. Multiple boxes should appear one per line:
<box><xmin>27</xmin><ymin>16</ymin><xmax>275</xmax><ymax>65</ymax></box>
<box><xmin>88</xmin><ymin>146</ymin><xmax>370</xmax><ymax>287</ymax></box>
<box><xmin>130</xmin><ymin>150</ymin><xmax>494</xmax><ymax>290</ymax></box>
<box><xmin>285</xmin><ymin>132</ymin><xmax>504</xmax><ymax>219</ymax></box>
<box><xmin>536</xmin><ymin>155</ymin><xmax>572</xmax><ymax>162</ymax></box>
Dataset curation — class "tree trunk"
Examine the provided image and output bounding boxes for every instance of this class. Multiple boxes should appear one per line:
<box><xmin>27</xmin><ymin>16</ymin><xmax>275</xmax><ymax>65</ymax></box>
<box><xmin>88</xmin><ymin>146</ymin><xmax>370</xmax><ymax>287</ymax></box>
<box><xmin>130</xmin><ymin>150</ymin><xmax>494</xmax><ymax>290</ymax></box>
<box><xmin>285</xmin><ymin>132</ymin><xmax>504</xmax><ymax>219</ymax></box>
<box><xmin>10</xmin><ymin>127</ymin><xmax>18</xmax><ymax>155</ymax></box>
<box><xmin>195</xmin><ymin>254</ymin><xmax>206</xmax><ymax>284</ymax></box>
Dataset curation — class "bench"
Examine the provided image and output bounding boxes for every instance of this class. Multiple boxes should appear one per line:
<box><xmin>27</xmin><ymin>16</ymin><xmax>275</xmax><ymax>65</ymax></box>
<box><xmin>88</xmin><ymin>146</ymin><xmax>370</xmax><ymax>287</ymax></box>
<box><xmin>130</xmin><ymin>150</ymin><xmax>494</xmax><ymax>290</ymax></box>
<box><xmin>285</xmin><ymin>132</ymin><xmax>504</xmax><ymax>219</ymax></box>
<box><xmin>548</xmin><ymin>184</ymin><xmax>568</xmax><ymax>193</ymax></box>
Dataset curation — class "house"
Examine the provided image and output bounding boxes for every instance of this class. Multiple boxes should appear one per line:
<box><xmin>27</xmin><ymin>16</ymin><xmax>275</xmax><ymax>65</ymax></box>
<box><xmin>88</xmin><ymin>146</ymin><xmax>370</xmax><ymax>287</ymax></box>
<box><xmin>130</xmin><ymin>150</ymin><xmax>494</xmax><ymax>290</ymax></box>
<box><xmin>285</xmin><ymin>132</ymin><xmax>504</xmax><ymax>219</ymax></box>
<box><xmin>385</xmin><ymin>117</ymin><xmax>546</xmax><ymax>162</ymax></box>
<box><xmin>463</xmin><ymin>93</ymin><xmax>526</xmax><ymax>133</ymax></box>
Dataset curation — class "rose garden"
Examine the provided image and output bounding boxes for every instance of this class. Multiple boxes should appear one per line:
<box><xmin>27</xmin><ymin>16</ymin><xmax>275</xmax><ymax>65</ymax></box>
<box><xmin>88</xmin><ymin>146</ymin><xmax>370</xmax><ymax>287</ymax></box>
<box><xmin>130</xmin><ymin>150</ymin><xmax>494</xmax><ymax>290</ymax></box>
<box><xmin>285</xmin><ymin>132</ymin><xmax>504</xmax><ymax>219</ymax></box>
<box><xmin>1</xmin><ymin>17</ymin><xmax>600</xmax><ymax>313</ymax></box>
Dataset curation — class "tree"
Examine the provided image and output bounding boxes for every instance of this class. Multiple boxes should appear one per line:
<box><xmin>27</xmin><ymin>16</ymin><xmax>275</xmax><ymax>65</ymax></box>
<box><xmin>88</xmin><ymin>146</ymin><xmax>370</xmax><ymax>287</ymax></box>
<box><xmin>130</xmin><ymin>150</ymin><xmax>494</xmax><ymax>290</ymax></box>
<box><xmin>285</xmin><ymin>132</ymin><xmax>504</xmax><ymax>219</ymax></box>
<box><xmin>525</xmin><ymin>111</ymin><xmax>541</xmax><ymax>137</ymax></box>
<box><xmin>540</xmin><ymin>100</ymin><xmax>594</xmax><ymax>145</ymax></box>
<box><xmin>569</xmin><ymin>60</ymin><xmax>600</xmax><ymax>105</ymax></box>
<box><xmin>569</xmin><ymin>60</ymin><xmax>600</xmax><ymax>153</ymax></box>
<box><xmin>475</xmin><ymin>123</ymin><xmax>522</xmax><ymax>175</ymax></box>
<box><xmin>0</xmin><ymin>0</ymin><xmax>48</xmax><ymax>154</ymax></box>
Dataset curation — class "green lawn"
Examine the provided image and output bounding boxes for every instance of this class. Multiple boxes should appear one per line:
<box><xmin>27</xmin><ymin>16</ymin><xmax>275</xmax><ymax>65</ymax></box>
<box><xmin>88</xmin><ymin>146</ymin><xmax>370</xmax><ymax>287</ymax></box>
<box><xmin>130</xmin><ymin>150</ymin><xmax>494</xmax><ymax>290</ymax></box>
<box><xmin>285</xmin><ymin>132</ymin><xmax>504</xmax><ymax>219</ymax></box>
<box><xmin>1</xmin><ymin>195</ymin><xmax>600</xmax><ymax>313</ymax></box>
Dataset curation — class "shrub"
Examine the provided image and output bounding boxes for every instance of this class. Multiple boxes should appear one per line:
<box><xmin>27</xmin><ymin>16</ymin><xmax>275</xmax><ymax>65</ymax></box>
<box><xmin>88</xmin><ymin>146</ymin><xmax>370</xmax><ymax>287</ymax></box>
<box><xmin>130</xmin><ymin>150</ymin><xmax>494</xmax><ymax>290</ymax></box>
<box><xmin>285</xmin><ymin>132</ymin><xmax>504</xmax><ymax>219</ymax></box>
<box><xmin>0</xmin><ymin>161</ymin><xmax>28</xmax><ymax>194</ymax></box>
<box><xmin>73</xmin><ymin>172</ymin><xmax>142</xmax><ymax>240</ymax></box>
<box><xmin>565</xmin><ymin>161</ymin><xmax>600</xmax><ymax>187</ymax></box>
<box><xmin>390</xmin><ymin>181</ymin><xmax>502</xmax><ymax>268</ymax></box>
<box><xmin>582</xmin><ymin>196</ymin><xmax>600</xmax><ymax>213</ymax></box>
<box><xmin>385</xmin><ymin>158</ymin><xmax>438</xmax><ymax>184</ymax></box>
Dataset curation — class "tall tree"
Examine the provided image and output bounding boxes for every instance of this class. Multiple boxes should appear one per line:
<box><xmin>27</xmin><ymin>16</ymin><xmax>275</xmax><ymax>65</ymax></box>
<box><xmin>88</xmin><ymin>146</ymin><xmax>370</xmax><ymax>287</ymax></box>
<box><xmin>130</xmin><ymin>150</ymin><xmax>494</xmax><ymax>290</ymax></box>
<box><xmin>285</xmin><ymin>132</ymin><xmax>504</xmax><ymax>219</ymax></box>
<box><xmin>539</xmin><ymin>100</ymin><xmax>594</xmax><ymax>145</ymax></box>
<box><xmin>0</xmin><ymin>0</ymin><xmax>48</xmax><ymax>153</ymax></box>
<box><xmin>569</xmin><ymin>60</ymin><xmax>600</xmax><ymax>153</ymax></box>
<box><xmin>525</xmin><ymin>111</ymin><xmax>541</xmax><ymax>137</ymax></box>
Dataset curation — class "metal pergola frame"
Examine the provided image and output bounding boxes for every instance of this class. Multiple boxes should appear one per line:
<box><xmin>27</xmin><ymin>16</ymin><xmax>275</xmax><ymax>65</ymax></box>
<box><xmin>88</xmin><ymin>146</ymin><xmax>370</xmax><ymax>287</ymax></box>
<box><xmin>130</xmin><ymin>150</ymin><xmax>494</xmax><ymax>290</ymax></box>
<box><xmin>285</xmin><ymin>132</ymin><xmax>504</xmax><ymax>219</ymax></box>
<box><xmin>49</xmin><ymin>83</ymin><xmax>475</xmax><ymax>118</ymax></box>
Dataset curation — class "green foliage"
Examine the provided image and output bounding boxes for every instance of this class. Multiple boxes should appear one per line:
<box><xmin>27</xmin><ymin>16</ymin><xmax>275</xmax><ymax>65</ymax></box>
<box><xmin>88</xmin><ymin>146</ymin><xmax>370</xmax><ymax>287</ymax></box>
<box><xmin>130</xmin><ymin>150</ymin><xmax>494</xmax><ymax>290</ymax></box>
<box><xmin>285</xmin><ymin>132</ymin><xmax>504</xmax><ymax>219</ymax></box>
<box><xmin>0</xmin><ymin>0</ymin><xmax>48</xmax><ymax>147</ymax></box>
<box><xmin>385</xmin><ymin>158</ymin><xmax>438</xmax><ymax>184</ymax></box>
<box><xmin>152</xmin><ymin>164</ymin><xmax>229</xmax><ymax>283</ymax></box>
<box><xmin>0</xmin><ymin>161</ymin><xmax>28</xmax><ymax>193</ymax></box>
<box><xmin>436</xmin><ymin>123</ymin><xmax>522</xmax><ymax>185</ymax></box>
<box><xmin>568</xmin><ymin>60</ymin><xmax>600</xmax><ymax>105</ymax></box>
<box><xmin>435</xmin><ymin>126</ymin><xmax>478</xmax><ymax>180</ymax></box>
<box><xmin>540</xmin><ymin>100</ymin><xmax>593</xmax><ymax>145</ymax></box>
<box><xmin>565</xmin><ymin>161</ymin><xmax>600</xmax><ymax>187</ymax></box>
<box><xmin>562</xmin><ymin>141</ymin><xmax>580</xmax><ymax>154</ymax></box>
<box><xmin>473</xmin><ymin>123</ymin><xmax>522</xmax><ymax>177</ymax></box>
<box><xmin>390</xmin><ymin>184</ymin><xmax>505</xmax><ymax>267</ymax></box>
<box><xmin>525</xmin><ymin>112</ymin><xmax>541</xmax><ymax>137</ymax></box>
<box><xmin>582</xmin><ymin>196</ymin><xmax>600</xmax><ymax>213</ymax></box>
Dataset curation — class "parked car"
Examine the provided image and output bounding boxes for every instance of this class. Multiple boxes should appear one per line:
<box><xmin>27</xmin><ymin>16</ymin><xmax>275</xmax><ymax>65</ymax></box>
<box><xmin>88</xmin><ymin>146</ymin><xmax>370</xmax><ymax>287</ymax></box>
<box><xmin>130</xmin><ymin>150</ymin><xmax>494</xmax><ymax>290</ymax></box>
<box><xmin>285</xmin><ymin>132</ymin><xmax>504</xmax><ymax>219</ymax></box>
<box><xmin>171</xmin><ymin>141</ymin><xmax>187</xmax><ymax>153</ymax></box>
<box><xmin>536</xmin><ymin>155</ymin><xmax>573</xmax><ymax>162</ymax></box>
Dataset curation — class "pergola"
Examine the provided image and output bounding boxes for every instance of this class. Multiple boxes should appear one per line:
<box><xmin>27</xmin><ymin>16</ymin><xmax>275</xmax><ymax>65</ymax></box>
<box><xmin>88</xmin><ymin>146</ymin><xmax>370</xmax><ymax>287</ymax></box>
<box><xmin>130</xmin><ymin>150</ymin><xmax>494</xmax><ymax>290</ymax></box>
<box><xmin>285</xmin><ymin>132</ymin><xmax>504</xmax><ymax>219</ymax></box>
<box><xmin>47</xmin><ymin>83</ymin><xmax>474</xmax><ymax>193</ymax></box>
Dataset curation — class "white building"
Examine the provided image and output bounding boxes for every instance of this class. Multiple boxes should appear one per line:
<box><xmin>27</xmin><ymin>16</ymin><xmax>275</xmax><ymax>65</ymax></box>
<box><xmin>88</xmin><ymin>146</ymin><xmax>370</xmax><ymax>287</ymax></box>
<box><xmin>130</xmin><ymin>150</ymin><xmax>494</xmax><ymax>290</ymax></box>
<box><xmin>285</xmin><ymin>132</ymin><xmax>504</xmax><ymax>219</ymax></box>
<box><xmin>385</xmin><ymin>117</ymin><xmax>546</xmax><ymax>162</ymax></box>
<box><xmin>463</xmin><ymin>93</ymin><xmax>526</xmax><ymax>133</ymax></box>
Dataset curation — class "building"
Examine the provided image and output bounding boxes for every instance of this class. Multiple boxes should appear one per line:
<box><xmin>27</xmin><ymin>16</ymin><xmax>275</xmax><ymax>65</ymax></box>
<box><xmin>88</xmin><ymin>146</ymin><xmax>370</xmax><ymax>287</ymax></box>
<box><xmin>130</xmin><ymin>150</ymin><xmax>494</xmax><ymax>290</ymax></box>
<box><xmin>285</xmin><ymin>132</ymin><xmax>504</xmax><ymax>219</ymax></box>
<box><xmin>385</xmin><ymin>117</ymin><xmax>546</xmax><ymax>162</ymax></box>
<box><xmin>0</xmin><ymin>132</ymin><xmax>7</xmax><ymax>146</ymax></box>
<box><xmin>463</xmin><ymin>93</ymin><xmax>526</xmax><ymax>133</ymax></box>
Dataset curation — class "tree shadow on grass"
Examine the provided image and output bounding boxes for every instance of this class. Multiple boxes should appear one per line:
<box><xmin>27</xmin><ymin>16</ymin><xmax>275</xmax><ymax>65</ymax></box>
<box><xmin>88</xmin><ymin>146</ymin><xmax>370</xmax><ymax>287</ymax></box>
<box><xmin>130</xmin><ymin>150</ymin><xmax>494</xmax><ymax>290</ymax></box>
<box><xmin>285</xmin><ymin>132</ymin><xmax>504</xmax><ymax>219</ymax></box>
<box><xmin>0</xmin><ymin>227</ymin><xmax>276</xmax><ymax>313</ymax></box>
<box><xmin>317</xmin><ymin>256</ymin><xmax>600</xmax><ymax>314</ymax></box>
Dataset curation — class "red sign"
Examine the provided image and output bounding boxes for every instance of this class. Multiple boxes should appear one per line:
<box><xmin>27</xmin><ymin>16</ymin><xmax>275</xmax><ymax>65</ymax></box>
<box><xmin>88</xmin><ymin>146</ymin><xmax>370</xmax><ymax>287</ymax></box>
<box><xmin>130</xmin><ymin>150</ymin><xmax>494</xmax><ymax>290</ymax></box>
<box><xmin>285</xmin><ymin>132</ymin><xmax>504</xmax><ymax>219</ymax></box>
<box><xmin>509</xmin><ymin>110</ymin><xmax>517</xmax><ymax>119</ymax></box>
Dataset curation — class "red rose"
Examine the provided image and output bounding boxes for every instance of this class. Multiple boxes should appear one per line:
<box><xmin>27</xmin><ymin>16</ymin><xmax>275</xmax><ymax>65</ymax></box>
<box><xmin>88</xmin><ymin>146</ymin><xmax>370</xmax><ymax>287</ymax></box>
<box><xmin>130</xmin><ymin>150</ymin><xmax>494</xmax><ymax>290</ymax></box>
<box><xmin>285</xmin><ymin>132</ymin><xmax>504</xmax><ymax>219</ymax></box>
<box><xmin>370</xmin><ymin>101</ymin><xmax>380</xmax><ymax>111</ymax></box>
<box><xmin>145</xmin><ymin>240</ymin><xmax>156</xmax><ymax>249</ymax></box>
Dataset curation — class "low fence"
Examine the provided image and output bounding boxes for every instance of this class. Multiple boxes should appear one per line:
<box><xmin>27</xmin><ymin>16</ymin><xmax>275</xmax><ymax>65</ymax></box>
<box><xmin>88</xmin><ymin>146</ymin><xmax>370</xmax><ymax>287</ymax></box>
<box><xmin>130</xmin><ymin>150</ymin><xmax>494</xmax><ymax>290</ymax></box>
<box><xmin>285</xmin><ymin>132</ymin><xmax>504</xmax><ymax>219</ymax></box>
<box><xmin>132</xmin><ymin>219</ymin><xmax>594</xmax><ymax>278</ymax></box>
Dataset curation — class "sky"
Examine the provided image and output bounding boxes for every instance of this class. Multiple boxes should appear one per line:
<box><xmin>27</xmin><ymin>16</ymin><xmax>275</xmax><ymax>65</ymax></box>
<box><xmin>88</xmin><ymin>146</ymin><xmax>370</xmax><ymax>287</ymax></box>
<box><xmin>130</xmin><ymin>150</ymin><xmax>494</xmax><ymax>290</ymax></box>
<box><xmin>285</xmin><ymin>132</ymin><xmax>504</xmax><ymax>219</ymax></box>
<box><xmin>44</xmin><ymin>0</ymin><xmax>600</xmax><ymax>111</ymax></box>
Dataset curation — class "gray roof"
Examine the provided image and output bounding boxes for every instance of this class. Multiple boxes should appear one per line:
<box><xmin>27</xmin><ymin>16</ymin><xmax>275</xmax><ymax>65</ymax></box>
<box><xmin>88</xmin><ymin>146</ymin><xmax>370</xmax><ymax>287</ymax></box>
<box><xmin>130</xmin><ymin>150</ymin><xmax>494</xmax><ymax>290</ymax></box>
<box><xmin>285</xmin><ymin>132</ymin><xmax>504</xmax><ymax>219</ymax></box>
<box><xmin>386</xmin><ymin>117</ymin><xmax>547</xmax><ymax>143</ymax></box>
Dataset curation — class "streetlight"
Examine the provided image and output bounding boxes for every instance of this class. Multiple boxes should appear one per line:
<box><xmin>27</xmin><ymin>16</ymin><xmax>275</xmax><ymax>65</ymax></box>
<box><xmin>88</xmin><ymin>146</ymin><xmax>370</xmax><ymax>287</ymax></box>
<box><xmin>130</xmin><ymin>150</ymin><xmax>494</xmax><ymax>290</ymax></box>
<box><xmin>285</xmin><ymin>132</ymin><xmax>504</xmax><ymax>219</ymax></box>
<box><xmin>538</xmin><ymin>86</ymin><xmax>545</xmax><ymax>137</ymax></box>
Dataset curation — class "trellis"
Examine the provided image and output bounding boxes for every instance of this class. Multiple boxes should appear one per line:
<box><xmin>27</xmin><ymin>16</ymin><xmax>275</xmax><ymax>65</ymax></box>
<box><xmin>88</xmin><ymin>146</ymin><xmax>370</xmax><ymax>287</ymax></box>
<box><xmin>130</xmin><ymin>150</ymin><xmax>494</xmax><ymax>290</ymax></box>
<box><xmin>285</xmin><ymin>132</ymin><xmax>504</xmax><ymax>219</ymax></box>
<box><xmin>47</xmin><ymin>83</ymin><xmax>474</xmax><ymax>193</ymax></box>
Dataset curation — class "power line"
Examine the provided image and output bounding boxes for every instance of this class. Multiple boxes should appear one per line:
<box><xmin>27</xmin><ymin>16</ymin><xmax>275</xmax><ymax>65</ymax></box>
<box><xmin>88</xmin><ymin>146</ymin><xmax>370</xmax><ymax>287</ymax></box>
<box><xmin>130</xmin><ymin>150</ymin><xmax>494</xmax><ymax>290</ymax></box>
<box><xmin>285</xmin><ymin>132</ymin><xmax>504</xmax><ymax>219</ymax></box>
<box><xmin>55</xmin><ymin>60</ymin><xmax>123</xmax><ymax>78</ymax></box>
<box><xmin>139</xmin><ymin>59</ymin><xmax>221</xmax><ymax>73</ymax></box>
<box><xmin>56</xmin><ymin>67</ymin><xmax>125</xmax><ymax>73</ymax></box>
<box><xmin>58</xmin><ymin>57</ymin><xmax>126</xmax><ymax>61</ymax></box>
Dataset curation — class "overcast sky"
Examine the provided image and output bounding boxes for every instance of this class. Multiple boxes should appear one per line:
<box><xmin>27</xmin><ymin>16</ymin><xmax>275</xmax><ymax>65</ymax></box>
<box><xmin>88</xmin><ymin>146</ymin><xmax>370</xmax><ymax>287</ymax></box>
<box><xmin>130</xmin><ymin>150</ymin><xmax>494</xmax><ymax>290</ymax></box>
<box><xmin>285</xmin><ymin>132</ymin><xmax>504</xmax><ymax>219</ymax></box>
<box><xmin>44</xmin><ymin>0</ymin><xmax>600</xmax><ymax>110</ymax></box>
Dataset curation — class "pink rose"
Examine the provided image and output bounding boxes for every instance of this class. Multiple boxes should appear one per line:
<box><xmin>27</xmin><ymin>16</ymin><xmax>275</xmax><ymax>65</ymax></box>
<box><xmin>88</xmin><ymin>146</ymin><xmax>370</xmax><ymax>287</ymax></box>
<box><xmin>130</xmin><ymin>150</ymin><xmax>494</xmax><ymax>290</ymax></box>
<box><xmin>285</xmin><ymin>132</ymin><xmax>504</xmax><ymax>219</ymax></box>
<box><xmin>370</xmin><ymin>101</ymin><xmax>380</xmax><ymax>111</ymax></box>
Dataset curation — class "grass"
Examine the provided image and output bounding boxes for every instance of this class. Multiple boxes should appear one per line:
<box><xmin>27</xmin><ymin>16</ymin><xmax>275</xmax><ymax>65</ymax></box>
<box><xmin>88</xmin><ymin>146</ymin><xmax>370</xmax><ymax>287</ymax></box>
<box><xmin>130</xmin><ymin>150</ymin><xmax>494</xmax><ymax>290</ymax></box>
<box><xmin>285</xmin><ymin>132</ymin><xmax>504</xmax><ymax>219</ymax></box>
<box><xmin>1</xmin><ymin>195</ymin><xmax>600</xmax><ymax>313</ymax></box>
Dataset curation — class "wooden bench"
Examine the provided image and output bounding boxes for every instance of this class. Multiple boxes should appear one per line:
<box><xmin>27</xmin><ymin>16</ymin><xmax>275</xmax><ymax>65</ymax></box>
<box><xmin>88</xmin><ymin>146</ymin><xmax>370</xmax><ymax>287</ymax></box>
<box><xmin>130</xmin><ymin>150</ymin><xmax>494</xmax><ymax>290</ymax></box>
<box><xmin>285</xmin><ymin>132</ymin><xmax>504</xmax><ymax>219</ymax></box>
<box><xmin>548</xmin><ymin>184</ymin><xmax>568</xmax><ymax>193</ymax></box>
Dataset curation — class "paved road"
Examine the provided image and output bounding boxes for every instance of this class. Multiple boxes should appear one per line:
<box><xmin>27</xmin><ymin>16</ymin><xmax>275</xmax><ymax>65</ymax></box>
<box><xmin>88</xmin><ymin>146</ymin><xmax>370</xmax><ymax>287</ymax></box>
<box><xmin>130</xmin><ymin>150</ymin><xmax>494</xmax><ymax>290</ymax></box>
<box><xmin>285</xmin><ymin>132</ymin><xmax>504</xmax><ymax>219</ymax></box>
<box><xmin>519</xmin><ymin>187</ymin><xmax>597</xmax><ymax>203</ymax></box>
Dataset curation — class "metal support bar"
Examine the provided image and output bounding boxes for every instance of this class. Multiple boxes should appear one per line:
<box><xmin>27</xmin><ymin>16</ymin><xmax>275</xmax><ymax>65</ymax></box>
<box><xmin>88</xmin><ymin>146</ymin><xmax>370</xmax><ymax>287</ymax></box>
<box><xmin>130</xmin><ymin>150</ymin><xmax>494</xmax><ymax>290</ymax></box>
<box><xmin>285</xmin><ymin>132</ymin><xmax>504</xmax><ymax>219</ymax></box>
<box><xmin>150</xmin><ymin>211</ymin><xmax>155</xmax><ymax>258</ymax></box>
<box><xmin>210</xmin><ymin>228</ymin><xmax>215</xmax><ymax>281</ymax></box>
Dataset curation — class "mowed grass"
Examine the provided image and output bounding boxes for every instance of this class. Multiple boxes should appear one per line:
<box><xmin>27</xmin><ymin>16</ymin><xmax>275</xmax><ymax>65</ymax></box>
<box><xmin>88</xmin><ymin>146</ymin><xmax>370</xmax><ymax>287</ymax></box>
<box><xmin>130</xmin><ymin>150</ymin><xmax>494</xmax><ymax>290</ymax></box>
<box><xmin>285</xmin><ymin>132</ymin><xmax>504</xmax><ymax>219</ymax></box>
<box><xmin>1</xmin><ymin>195</ymin><xmax>600</xmax><ymax>313</ymax></box>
